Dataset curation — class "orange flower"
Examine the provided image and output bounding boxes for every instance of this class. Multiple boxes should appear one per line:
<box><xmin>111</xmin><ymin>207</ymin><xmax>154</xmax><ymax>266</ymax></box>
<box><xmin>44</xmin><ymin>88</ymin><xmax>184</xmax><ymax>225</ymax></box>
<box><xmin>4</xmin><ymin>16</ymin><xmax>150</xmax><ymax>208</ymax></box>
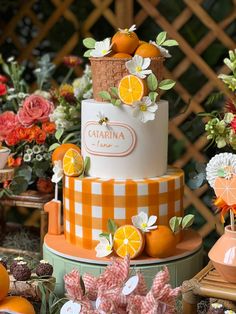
<box><xmin>5</xmin><ymin>129</ymin><xmax>19</xmax><ymax>146</ymax></box>
<box><xmin>8</xmin><ymin>155</ymin><xmax>22</xmax><ymax>167</ymax></box>
<box><xmin>37</xmin><ymin>177</ymin><xmax>54</xmax><ymax>193</ymax></box>
<box><xmin>27</xmin><ymin>125</ymin><xmax>41</xmax><ymax>142</ymax></box>
<box><xmin>59</xmin><ymin>84</ymin><xmax>75</xmax><ymax>103</ymax></box>
<box><xmin>35</xmin><ymin>129</ymin><xmax>47</xmax><ymax>144</ymax></box>
<box><xmin>63</xmin><ymin>55</ymin><xmax>82</xmax><ymax>68</ymax></box>
<box><xmin>42</xmin><ymin>122</ymin><xmax>56</xmax><ymax>134</ymax></box>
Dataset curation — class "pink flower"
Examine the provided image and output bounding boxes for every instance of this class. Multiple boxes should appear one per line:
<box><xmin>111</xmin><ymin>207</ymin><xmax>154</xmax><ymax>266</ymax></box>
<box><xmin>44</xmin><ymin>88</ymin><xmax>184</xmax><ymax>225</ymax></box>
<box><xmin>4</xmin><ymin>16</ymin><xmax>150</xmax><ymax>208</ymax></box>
<box><xmin>0</xmin><ymin>111</ymin><xmax>20</xmax><ymax>141</ymax></box>
<box><xmin>18</xmin><ymin>95</ymin><xmax>54</xmax><ymax>127</ymax></box>
<box><xmin>231</xmin><ymin>116</ymin><xmax>236</xmax><ymax>131</ymax></box>
<box><xmin>64</xmin><ymin>269</ymin><xmax>83</xmax><ymax>301</ymax></box>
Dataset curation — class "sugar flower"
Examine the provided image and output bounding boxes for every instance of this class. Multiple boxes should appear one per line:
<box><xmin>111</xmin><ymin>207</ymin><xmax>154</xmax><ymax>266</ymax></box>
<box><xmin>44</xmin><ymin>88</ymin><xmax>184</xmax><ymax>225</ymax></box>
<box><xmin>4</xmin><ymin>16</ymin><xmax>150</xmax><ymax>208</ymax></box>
<box><xmin>51</xmin><ymin>160</ymin><xmax>64</xmax><ymax>183</ymax></box>
<box><xmin>132</xmin><ymin>96</ymin><xmax>158</xmax><ymax>123</ymax></box>
<box><xmin>150</xmin><ymin>40</ymin><xmax>171</xmax><ymax>58</ymax></box>
<box><xmin>118</xmin><ymin>24</ymin><xmax>137</xmax><ymax>33</ymax></box>
<box><xmin>95</xmin><ymin>234</ymin><xmax>113</xmax><ymax>258</ymax></box>
<box><xmin>132</xmin><ymin>211</ymin><xmax>157</xmax><ymax>232</ymax></box>
<box><xmin>90</xmin><ymin>38</ymin><xmax>112</xmax><ymax>57</ymax></box>
<box><xmin>126</xmin><ymin>55</ymin><xmax>152</xmax><ymax>79</ymax></box>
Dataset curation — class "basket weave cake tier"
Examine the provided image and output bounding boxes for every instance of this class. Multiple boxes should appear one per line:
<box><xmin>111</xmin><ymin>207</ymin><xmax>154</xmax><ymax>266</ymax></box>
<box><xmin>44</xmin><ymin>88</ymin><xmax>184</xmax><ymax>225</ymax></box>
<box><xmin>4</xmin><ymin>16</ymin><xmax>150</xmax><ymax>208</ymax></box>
<box><xmin>90</xmin><ymin>56</ymin><xmax>164</xmax><ymax>101</ymax></box>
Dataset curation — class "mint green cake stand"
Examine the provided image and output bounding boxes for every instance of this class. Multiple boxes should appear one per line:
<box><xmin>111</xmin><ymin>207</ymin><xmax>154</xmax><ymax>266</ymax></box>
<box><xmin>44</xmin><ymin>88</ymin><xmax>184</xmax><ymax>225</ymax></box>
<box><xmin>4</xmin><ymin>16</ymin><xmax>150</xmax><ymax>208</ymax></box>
<box><xmin>43</xmin><ymin>230</ymin><xmax>203</xmax><ymax>296</ymax></box>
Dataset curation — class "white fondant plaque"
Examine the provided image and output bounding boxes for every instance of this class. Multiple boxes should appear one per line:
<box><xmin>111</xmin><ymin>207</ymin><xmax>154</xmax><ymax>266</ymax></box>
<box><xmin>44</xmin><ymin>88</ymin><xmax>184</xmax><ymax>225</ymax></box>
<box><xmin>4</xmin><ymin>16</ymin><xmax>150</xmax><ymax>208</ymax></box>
<box><xmin>83</xmin><ymin>121</ymin><xmax>136</xmax><ymax>157</ymax></box>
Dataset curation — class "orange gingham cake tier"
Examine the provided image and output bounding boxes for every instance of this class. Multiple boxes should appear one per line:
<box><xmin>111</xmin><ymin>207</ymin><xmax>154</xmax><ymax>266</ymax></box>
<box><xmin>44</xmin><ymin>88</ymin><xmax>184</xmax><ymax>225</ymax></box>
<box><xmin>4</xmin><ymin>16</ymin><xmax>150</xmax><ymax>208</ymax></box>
<box><xmin>63</xmin><ymin>167</ymin><xmax>184</xmax><ymax>249</ymax></box>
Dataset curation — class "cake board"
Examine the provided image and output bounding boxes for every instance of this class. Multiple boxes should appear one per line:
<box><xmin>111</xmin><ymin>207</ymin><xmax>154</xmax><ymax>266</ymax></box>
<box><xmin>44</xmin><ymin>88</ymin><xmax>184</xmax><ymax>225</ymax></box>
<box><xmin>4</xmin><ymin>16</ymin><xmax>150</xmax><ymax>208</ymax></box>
<box><xmin>43</xmin><ymin>229</ymin><xmax>203</xmax><ymax>295</ymax></box>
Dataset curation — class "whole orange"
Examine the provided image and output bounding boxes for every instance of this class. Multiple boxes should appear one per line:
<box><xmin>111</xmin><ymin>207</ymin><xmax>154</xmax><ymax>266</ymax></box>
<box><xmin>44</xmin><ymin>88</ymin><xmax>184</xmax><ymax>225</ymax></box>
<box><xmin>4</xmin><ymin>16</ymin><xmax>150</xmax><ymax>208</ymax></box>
<box><xmin>0</xmin><ymin>263</ymin><xmax>9</xmax><ymax>301</ymax></box>
<box><xmin>145</xmin><ymin>225</ymin><xmax>176</xmax><ymax>258</ymax></box>
<box><xmin>0</xmin><ymin>296</ymin><xmax>36</xmax><ymax>314</ymax></box>
<box><xmin>51</xmin><ymin>143</ymin><xmax>81</xmax><ymax>165</ymax></box>
<box><xmin>135</xmin><ymin>43</ymin><xmax>161</xmax><ymax>58</ymax></box>
<box><xmin>112</xmin><ymin>52</ymin><xmax>132</xmax><ymax>58</ymax></box>
<box><xmin>112</xmin><ymin>30</ymin><xmax>139</xmax><ymax>54</ymax></box>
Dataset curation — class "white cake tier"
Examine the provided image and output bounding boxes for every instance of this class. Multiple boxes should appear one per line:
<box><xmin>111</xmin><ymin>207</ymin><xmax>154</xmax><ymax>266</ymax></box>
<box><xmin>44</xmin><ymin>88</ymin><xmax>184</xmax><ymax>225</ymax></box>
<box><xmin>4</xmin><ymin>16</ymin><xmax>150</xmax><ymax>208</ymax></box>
<box><xmin>81</xmin><ymin>99</ymin><xmax>168</xmax><ymax>179</ymax></box>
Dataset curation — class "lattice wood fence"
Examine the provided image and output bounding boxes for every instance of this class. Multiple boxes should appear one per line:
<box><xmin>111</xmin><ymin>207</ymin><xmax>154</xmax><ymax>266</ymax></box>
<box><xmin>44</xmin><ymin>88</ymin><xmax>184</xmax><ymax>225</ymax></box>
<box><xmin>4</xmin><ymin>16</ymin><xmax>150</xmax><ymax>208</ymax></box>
<box><xmin>1</xmin><ymin>0</ymin><xmax>236</xmax><ymax>241</ymax></box>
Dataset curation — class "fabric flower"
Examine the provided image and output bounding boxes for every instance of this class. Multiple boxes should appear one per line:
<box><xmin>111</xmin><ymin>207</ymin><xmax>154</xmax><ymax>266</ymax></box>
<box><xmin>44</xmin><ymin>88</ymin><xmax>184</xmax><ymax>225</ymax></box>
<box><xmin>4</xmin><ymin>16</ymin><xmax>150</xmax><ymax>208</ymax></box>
<box><xmin>90</xmin><ymin>38</ymin><xmax>112</xmax><ymax>57</ymax></box>
<box><xmin>132</xmin><ymin>211</ymin><xmax>157</xmax><ymax>232</ymax></box>
<box><xmin>150</xmin><ymin>40</ymin><xmax>171</xmax><ymax>58</ymax></box>
<box><xmin>52</xmin><ymin>160</ymin><xmax>64</xmax><ymax>183</ymax></box>
<box><xmin>95</xmin><ymin>234</ymin><xmax>113</xmax><ymax>258</ymax></box>
<box><xmin>0</xmin><ymin>111</ymin><xmax>20</xmax><ymax>141</ymax></box>
<box><xmin>126</xmin><ymin>55</ymin><xmax>152</xmax><ymax>79</ymax></box>
<box><xmin>64</xmin><ymin>269</ymin><xmax>83</xmax><ymax>301</ymax></box>
<box><xmin>18</xmin><ymin>95</ymin><xmax>54</xmax><ymax>127</ymax></box>
<box><xmin>0</xmin><ymin>83</ymin><xmax>7</xmax><ymax>96</ymax></box>
<box><xmin>132</xmin><ymin>97</ymin><xmax>158</xmax><ymax>123</ymax></box>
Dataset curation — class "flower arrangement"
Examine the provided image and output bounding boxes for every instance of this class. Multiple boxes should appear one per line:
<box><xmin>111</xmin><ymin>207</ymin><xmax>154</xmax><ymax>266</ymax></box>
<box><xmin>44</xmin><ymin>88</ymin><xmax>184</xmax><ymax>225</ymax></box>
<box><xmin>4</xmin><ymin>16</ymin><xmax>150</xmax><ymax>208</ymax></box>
<box><xmin>0</xmin><ymin>54</ymin><xmax>92</xmax><ymax>196</ymax></box>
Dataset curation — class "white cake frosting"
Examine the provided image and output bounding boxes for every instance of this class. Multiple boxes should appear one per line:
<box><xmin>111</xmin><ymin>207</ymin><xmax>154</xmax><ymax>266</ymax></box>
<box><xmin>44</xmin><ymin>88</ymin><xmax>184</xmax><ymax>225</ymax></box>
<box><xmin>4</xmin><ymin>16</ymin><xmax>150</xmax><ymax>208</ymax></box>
<box><xmin>81</xmin><ymin>99</ymin><xmax>168</xmax><ymax>179</ymax></box>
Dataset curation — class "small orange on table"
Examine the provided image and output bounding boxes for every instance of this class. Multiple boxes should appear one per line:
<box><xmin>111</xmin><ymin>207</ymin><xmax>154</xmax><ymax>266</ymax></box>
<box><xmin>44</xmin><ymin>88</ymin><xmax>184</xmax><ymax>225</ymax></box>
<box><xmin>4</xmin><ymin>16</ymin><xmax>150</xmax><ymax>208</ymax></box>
<box><xmin>52</xmin><ymin>143</ymin><xmax>81</xmax><ymax>165</ymax></box>
<box><xmin>118</xmin><ymin>74</ymin><xmax>147</xmax><ymax>105</ymax></box>
<box><xmin>0</xmin><ymin>263</ymin><xmax>9</xmax><ymax>301</ymax></box>
<box><xmin>135</xmin><ymin>43</ymin><xmax>160</xmax><ymax>58</ymax></box>
<box><xmin>113</xmin><ymin>224</ymin><xmax>145</xmax><ymax>259</ymax></box>
<box><xmin>0</xmin><ymin>296</ymin><xmax>36</xmax><ymax>314</ymax></box>
<box><xmin>63</xmin><ymin>148</ymin><xmax>84</xmax><ymax>177</ymax></box>
<box><xmin>145</xmin><ymin>225</ymin><xmax>176</xmax><ymax>258</ymax></box>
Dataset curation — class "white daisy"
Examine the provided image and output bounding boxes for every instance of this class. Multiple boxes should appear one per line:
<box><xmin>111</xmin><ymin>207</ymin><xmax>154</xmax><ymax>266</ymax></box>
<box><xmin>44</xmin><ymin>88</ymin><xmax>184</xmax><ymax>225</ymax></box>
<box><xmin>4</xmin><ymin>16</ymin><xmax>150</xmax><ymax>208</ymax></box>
<box><xmin>132</xmin><ymin>211</ymin><xmax>157</xmax><ymax>232</ymax></box>
<box><xmin>90</xmin><ymin>38</ymin><xmax>112</xmax><ymax>57</ymax></box>
<box><xmin>132</xmin><ymin>96</ymin><xmax>158</xmax><ymax>123</ymax></box>
<box><xmin>126</xmin><ymin>55</ymin><xmax>152</xmax><ymax>79</ymax></box>
<box><xmin>95</xmin><ymin>234</ymin><xmax>113</xmax><ymax>258</ymax></box>
<box><xmin>150</xmin><ymin>40</ymin><xmax>171</xmax><ymax>58</ymax></box>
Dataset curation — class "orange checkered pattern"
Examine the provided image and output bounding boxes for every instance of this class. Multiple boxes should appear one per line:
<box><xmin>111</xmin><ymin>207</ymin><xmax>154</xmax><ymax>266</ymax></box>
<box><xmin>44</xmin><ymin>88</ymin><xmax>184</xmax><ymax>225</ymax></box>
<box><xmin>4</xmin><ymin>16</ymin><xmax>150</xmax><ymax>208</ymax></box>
<box><xmin>63</xmin><ymin>167</ymin><xmax>184</xmax><ymax>249</ymax></box>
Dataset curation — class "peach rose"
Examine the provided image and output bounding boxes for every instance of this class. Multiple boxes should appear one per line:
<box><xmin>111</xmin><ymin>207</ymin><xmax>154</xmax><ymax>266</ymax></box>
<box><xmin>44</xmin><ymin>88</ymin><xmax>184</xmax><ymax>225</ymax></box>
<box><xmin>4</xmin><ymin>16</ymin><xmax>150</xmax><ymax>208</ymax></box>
<box><xmin>0</xmin><ymin>111</ymin><xmax>20</xmax><ymax>141</ymax></box>
<box><xmin>18</xmin><ymin>95</ymin><xmax>54</xmax><ymax>127</ymax></box>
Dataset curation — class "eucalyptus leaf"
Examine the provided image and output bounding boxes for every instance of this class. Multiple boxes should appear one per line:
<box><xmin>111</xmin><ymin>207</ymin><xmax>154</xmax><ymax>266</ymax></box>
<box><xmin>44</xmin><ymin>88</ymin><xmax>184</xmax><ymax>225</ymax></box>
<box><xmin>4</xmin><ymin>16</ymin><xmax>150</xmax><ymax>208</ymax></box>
<box><xmin>188</xmin><ymin>172</ymin><xmax>205</xmax><ymax>189</ymax></box>
<box><xmin>162</xmin><ymin>39</ymin><xmax>179</xmax><ymax>47</ymax></box>
<box><xmin>15</xmin><ymin>165</ymin><xmax>32</xmax><ymax>182</ymax></box>
<box><xmin>169</xmin><ymin>216</ymin><xmax>182</xmax><ymax>232</ymax></box>
<box><xmin>10</xmin><ymin>176</ymin><xmax>29</xmax><ymax>194</ymax></box>
<box><xmin>159</xmin><ymin>79</ymin><xmax>176</xmax><ymax>90</ymax></box>
<box><xmin>62</xmin><ymin>132</ymin><xmax>76</xmax><ymax>143</ymax></box>
<box><xmin>147</xmin><ymin>73</ymin><xmax>158</xmax><ymax>91</ymax></box>
<box><xmin>83</xmin><ymin>38</ymin><xmax>96</xmax><ymax>49</ymax></box>
<box><xmin>55</xmin><ymin>129</ymin><xmax>64</xmax><ymax>141</ymax></box>
<box><xmin>107</xmin><ymin>219</ymin><xmax>118</xmax><ymax>234</ymax></box>
<box><xmin>48</xmin><ymin>142</ymin><xmax>60</xmax><ymax>152</ymax></box>
<box><xmin>83</xmin><ymin>50</ymin><xmax>93</xmax><ymax>57</ymax></box>
<box><xmin>99</xmin><ymin>91</ymin><xmax>111</xmax><ymax>101</ymax></box>
<box><xmin>149</xmin><ymin>91</ymin><xmax>158</xmax><ymax>102</ymax></box>
<box><xmin>182</xmin><ymin>214</ymin><xmax>195</xmax><ymax>229</ymax></box>
<box><xmin>156</xmin><ymin>32</ymin><xmax>167</xmax><ymax>45</ymax></box>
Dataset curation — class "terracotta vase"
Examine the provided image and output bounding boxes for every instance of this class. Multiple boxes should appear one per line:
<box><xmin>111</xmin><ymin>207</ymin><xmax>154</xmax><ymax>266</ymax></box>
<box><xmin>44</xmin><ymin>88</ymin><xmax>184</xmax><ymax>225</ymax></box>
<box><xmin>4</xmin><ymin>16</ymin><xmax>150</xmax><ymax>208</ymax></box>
<box><xmin>208</xmin><ymin>225</ymin><xmax>236</xmax><ymax>283</ymax></box>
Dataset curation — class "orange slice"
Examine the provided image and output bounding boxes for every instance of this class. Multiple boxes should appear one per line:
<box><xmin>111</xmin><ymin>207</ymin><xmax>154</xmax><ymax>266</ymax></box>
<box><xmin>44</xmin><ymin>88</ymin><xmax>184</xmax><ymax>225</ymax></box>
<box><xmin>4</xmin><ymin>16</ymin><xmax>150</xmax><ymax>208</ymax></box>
<box><xmin>63</xmin><ymin>148</ymin><xmax>84</xmax><ymax>177</ymax></box>
<box><xmin>113</xmin><ymin>225</ymin><xmax>144</xmax><ymax>259</ymax></box>
<box><xmin>118</xmin><ymin>75</ymin><xmax>147</xmax><ymax>105</ymax></box>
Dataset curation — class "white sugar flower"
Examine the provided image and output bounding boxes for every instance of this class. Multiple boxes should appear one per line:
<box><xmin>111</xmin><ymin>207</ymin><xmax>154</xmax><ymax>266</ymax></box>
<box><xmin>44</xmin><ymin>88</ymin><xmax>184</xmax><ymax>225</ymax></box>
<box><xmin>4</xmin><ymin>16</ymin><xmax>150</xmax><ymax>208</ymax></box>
<box><xmin>126</xmin><ymin>55</ymin><xmax>152</xmax><ymax>79</ymax></box>
<box><xmin>95</xmin><ymin>234</ymin><xmax>113</xmax><ymax>258</ymax></box>
<box><xmin>118</xmin><ymin>24</ymin><xmax>136</xmax><ymax>33</ymax></box>
<box><xmin>150</xmin><ymin>40</ymin><xmax>171</xmax><ymax>58</ymax></box>
<box><xmin>132</xmin><ymin>96</ymin><xmax>158</xmax><ymax>123</ymax></box>
<box><xmin>132</xmin><ymin>211</ymin><xmax>157</xmax><ymax>232</ymax></box>
<box><xmin>52</xmin><ymin>160</ymin><xmax>64</xmax><ymax>183</ymax></box>
<box><xmin>90</xmin><ymin>38</ymin><xmax>112</xmax><ymax>57</ymax></box>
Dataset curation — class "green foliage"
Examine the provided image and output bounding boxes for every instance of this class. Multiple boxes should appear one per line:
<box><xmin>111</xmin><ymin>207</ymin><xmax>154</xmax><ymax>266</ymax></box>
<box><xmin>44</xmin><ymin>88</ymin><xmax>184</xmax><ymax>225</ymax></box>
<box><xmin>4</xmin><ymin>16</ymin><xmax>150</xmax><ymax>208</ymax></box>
<box><xmin>107</xmin><ymin>219</ymin><xmax>118</xmax><ymax>234</ymax></box>
<box><xmin>34</xmin><ymin>54</ymin><xmax>55</xmax><ymax>90</ymax></box>
<box><xmin>147</xmin><ymin>73</ymin><xmax>158</xmax><ymax>91</ymax></box>
<box><xmin>155</xmin><ymin>31</ymin><xmax>178</xmax><ymax>47</ymax></box>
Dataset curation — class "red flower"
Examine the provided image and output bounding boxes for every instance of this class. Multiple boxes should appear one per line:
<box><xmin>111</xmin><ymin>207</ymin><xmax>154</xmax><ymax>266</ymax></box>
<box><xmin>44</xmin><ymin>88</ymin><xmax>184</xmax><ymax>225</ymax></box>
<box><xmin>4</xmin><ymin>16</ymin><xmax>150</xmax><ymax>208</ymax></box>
<box><xmin>37</xmin><ymin>178</ymin><xmax>54</xmax><ymax>193</ymax></box>
<box><xmin>35</xmin><ymin>129</ymin><xmax>47</xmax><ymax>144</ymax></box>
<box><xmin>0</xmin><ymin>75</ymin><xmax>8</xmax><ymax>84</ymax></box>
<box><xmin>18</xmin><ymin>95</ymin><xmax>54</xmax><ymax>127</ymax></box>
<box><xmin>0</xmin><ymin>111</ymin><xmax>20</xmax><ymax>142</ymax></box>
<box><xmin>42</xmin><ymin>121</ymin><xmax>56</xmax><ymax>134</ymax></box>
<box><xmin>5</xmin><ymin>129</ymin><xmax>20</xmax><ymax>146</ymax></box>
<box><xmin>0</xmin><ymin>83</ymin><xmax>7</xmax><ymax>96</ymax></box>
<box><xmin>231</xmin><ymin>116</ymin><xmax>236</xmax><ymax>131</ymax></box>
<box><xmin>8</xmin><ymin>155</ymin><xmax>22</xmax><ymax>167</ymax></box>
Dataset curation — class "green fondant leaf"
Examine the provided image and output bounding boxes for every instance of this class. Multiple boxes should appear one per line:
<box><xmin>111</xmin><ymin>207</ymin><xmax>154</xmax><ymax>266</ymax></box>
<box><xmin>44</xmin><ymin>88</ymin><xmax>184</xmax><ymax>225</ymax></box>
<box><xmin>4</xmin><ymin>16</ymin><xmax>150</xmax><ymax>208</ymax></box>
<box><xmin>147</xmin><ymin>73</ymin><xmax>158</xmax><ymax>91</ymax></box>
<box><xmin>182</xmin><ymin>214</ymin><xmax>195</xmax><ymax>229</ymax></box>
<box><xmin>162</xmin><ymin>39</ymin><xmax>179</xmax><ymax>47</ymax></box>
<box><xmin>55</xmin><ymin>128</ymin><xmax>63</xmax><ymax>141</ymax></box>
<box><xmin>110</xmin><ymin>86</ymin><xmax>119</xmax><ymax>97</ymax></box>
<box><xmin>84</xmin><ymin>156</ymin><xmax>90</xmax><ymax>175</ymax></box>
<box><xmin>169</xmin><ymin>216</ymin><xmax>181</xmax><ymax>232</ymax></box>
<box><xmin>83</xmin><ymin>50</ymin><xmax>93</xmax><ymax>57</ymax></box>
<box><xmin>149</xmin><ymin>91</ymin><xmax>158</xmax><ymax>102</ymax></box>
<box><xmin>114</xmin><ymin>99</ymin><xmax>121</xmax><ymax>106</ymax></box>
<box><xmin>217</xmin><ymin>168</ymin><xmax>226</xmax><ymax>177</ymax></box>
<box><xmin>99</xmin><ymin>91</ymin><xmax>111</xmax><ymax>101</ymax></box>
<box><xmin>156</xmin><ymin>32</ymin><xmax>167</xmax><ymax>46</ymax></box>
<box><xmin>107</xmin><ymin>219</ymin><xmax>118</xmax><ymax>234</ymax></box>
<box><xmin>159</xmin><ymin>79</ymin><xmax>176</xmax><ymax>90</ymax></box>
<box><xmin>48</xmin><ymin>142</ymin><xmax>60</xmax><ymax>152</ymax></box>
<box><xmin>83</xmin><ymin>38</ymin><xmax>96</xmax><ymax>49</ymax></box>
<box><xmin>99</xmin><ymin>232</ymin><xmax>110</xmax><ymax>240</ymax></box>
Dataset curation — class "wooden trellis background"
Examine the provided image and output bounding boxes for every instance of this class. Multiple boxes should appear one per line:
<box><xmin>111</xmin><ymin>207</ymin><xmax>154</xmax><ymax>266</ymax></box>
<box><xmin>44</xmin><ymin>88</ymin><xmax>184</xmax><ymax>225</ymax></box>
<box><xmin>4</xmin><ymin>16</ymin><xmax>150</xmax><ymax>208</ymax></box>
<box><xmin>0</xmin><ymin>0</ymin><xmax>236</xmax><ymax>243</ymax></box>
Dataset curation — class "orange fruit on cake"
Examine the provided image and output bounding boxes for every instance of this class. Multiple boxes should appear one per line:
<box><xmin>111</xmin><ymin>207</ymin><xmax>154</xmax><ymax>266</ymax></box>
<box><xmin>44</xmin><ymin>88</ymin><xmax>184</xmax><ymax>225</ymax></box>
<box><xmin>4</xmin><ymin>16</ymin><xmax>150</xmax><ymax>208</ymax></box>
<box><xmin>0</xmin><ymin>296</ymin><xmax>35</xmax><ymax>314</ymax></box>
<box><xmin>112</xmin><ymin>28</ymin><xmax>139</xmax><ymax>54</ymax></box>
<box><xmin>113</xmin><ymin>224</ymin><xmax>145</xmax><ymax>259</ymax></box>
<box><xmin>135</xmin><ymin>43</ymin><xmax>161</xmax><ymax>58</ymax></box>
<box><xmin>52</xmin><ymin>143</ymin><xmax>81</xmax><ymax>165</ymax></box>
<box><xmin>0</xmin><ymin>263</ymin><xmax>9</xmax><ymax>301</ymax></box>
<box><xmin>112</xmin><ymin>52</ymin><xmax>132</xmax><ymax>58</ymax></box>
<box><xmin>118</xmin><ymin>74</ymin><xmax>147</xmax><ymax>105</ymax></box>
<box><xmin>63</xmin><ymin>148</ymin><xmax>84</xmax><ymax>177</ymax></box>
<box><xmin>145</xmin><ymin>225</ymin><xmax>176</xmax><ymax>258</ymax></box>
